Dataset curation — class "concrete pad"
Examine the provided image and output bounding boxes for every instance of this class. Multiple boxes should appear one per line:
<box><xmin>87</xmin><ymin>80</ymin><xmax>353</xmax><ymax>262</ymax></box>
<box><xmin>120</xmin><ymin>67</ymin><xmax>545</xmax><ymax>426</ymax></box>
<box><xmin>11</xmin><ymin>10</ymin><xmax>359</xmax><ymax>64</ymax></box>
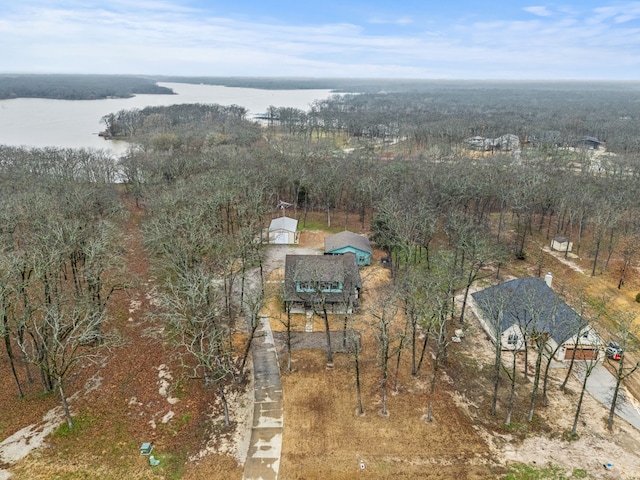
<box><xmin>574</xmin><ymin>362</ymin><xmax>640</xmax><ymax>430</ymax></box>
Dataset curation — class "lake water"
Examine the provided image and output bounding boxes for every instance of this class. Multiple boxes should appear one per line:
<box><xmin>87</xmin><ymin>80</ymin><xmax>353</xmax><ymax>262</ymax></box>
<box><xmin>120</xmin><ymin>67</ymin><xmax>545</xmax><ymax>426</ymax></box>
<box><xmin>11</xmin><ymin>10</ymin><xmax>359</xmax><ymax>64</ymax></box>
<box><xmin>0</xmin><ymin>83</ymin><xmax>333</xmax><ymax>155</ymax></box>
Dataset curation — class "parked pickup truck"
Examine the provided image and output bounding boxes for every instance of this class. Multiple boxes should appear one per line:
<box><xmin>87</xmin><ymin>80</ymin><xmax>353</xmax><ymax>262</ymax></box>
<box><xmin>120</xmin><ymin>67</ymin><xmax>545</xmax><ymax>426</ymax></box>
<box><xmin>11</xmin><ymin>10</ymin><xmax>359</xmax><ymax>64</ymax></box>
<box><xmin>606</xmin><ymin>341</ymin><xmax>623</xmax><ymax>361</ymax></box>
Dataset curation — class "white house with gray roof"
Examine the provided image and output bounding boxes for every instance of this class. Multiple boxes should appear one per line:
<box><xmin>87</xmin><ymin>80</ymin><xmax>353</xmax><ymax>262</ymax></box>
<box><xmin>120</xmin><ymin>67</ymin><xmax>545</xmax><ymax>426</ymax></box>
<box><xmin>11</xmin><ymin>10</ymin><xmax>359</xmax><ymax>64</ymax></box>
<box><xmin>471</xmin><ymin>277</ymin><xmax>603</xmax><ymax>361</ymax></box>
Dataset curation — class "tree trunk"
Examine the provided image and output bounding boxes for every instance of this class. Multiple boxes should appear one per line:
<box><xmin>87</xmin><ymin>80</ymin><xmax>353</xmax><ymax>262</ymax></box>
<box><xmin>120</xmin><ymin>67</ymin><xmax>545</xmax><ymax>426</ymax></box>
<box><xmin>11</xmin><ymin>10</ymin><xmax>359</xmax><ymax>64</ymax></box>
<box><xmin>393</xmin><ymin>334</ymin><xmax>405</xmax><ymax>392</ymax></box>
<box><xmin>381</xmin><ymin>369</ymin><xmax>388</xmax><ymax>416</ymax></box>
<box><xmin>527</xmin><ymin>345</ymin><xmax>544</xmax><ymax>422</ymax></box>
<box><xmin>426</xmin><ymin>366</ymin><xmax>438</xmax><ymax>422</ymax></box>
<box><xmin>322</xmin><ymin>305</ymin><xmax>333</xmax><ymax>365</ymax></box>
<box><xmin>286</xmin><ymin>309</ymin><xmax>292</xmax><ymax>372</ymax></box>
<box><xmin>411</xmin><ymin>316</ymin><xmax>417</xmax><ymax>376</ymax></box>
<box><xmin>342</xmin><ymin>315</ymin><xmax>348</xmax><ymax>349</ymax></box>
<box><xmin>416</xmin><ymin>324</ymin><xmax>431</xmax><ymax>375</ymax></box>
<box><xmin>572</xmin><ymin>366</ymin><xmax>590</xmax><ymax>435</ymax></box>
<box><xmin>607</xmin><ymin>375</ymin><xmax>623</xmax><ymax>431</ymax></box>
<box><xmin>219</xmin><ymin>386</ymin><xmax>230</xmax><ymax>427</ymax></box>
<box><xmin>561</xmin><ymin>342</ymin><xmax>579</xmax><ymax>392</ymax></box>
<box><xmin>59</xmin><ymin>380</ymin><xmax>74</xmax><ymax>430</ymax></box>
<box><xmin>354</xmin><ymin>338</ymin><xmax>364</xmax><ymax>415</ymax></box>
<box><xmin>505</xmin><ymin>352</ymin><xmax>518</xmax><ymax>426</ymax></box>
<box><xmin>490</xmin><ymin>344</ymin><xmax>502</xmax><ymax>416</ymax></box>
<box><xmin>238</xmin><ymin>314</ymin><xmax>259</xmax><ymax>378</ymax></box>
<box><xmin>541</xmin><ymin>353</ymin><xmax>553</xmax><ymax>407</ymax></box>
<box><xmin>3</xmin><ymin>330</ymin><xmax>24</xmax><ymax>398</ymax></box>
<box><xmin>591</xmin><ymin>237</ymin><xmax>601</xmax><ymax>277</ymax></box>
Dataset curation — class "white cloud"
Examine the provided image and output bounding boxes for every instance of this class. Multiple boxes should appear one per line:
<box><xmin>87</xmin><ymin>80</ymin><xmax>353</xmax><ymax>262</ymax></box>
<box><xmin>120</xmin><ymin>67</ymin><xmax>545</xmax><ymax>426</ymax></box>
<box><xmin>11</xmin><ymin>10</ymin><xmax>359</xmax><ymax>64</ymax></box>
<box><xmin>590</xmin><ymin>3</ymin><xmax>640</xmax><ymax>24</ymax></box>
<box><xmin>367</xmin><ymin>15</ymin><xmax>413</xmax><ymax>25</ymax></box>
<box><xmin>2</xmin><ymin>1</ymin><xmax>640</xmax><ymax>79</ymax></box>
<box><xmin>523</xmin><ymin>6</ymin><xmax>553</xmax><ymax>17</ymax></box>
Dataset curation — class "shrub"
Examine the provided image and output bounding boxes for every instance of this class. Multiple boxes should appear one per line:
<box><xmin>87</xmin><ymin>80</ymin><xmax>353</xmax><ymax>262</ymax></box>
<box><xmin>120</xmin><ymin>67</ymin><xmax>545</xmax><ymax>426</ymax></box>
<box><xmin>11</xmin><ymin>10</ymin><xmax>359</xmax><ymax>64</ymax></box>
<box><xmin>635</xmin><ymin>292</ymin><xmax>640</xmax><ymax>303</ymax></box>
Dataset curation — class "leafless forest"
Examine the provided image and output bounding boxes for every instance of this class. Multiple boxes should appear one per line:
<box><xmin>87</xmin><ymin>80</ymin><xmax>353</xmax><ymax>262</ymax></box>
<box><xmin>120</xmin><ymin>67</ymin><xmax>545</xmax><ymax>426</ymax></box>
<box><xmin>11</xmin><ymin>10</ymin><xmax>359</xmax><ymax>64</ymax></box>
<box><xmin>1</xmin><ymin>81</ymin><xmax>640</xmax><ymax>478</ymax></box>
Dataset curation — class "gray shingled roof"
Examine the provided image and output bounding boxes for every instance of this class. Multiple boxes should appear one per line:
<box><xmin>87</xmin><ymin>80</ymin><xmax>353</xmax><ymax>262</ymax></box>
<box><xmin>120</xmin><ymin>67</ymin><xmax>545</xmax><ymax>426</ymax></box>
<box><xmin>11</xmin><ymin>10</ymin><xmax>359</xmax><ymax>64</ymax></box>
<box><xmin>471</xmin><ymin>277</ymin><xmax>583</xmax><ymax>344</ymax></box>
<box><xmin>284</xmin><ymin>253</ymin><xmax>361</xmax><ymax>304</ymax></box>
<box><xmin>324</xmin><ymin>231</ymin><xmax>372</xmax><ymax>254</ymax></box>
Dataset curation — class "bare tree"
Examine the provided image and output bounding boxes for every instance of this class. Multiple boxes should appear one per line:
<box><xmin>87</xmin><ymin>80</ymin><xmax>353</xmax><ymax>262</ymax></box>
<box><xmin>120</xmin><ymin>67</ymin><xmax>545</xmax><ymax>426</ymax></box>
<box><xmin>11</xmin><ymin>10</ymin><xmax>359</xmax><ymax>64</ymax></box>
<box><xmin>19</xmin><ymin>298</ymin><xmax>117</xmax><ymax>429</ymax></box>
<box><xmin>351</xmin><ymin>330</ymin><xmax>364</xmax><ymax>416</ymax></box>
<box><xmin>473</xmin><ymin>286</ymin><xmax>511</xmax><ymax>416</ymax></box>
<box><xmin>0</xmin><ymin>253</ymin><xmax>24</xmax><ymax>397</ymax></box>
<box><xmin>421</xmin><ymin>254</ymin><xmax>456</xmax><ymax>423</ymax></box>
<box><xmin>157</xmin><ymin>268</ymin><xmax>236</xmax><ymax>426</ymax></box>
<box><xmin>606</xmin><ymin>311</ymin><xmax>640</xmax><ymax>431</ymax></box>
<box><xmin>616</xmin><ymin>233</ymin><xmax>640</xmax><ymax>289</ymax></box>
<box><xmin>570</xmin><ymin>344</ymin><xmax>603</xmax><ymax>436</ymax></box>
<box><xmin>369</xmin><ymin>290</ymin><xmax>399</xmax><ymax>416</ymax></box>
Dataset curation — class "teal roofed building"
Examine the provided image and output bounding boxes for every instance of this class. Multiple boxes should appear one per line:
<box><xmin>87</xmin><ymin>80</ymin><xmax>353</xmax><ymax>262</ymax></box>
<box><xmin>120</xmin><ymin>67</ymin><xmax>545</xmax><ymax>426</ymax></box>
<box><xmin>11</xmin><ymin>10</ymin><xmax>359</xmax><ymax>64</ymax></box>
<box><xmin>324</xmin><ymin>231</ymin><xmax>372</xmax><ymax>266</ymax></box>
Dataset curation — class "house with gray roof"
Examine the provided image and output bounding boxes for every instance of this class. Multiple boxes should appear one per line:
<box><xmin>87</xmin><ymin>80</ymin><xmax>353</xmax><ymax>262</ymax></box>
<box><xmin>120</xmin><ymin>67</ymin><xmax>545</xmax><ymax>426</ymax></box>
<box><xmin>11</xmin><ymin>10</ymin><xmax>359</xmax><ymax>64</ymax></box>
<box><xmin>573</xmin><ymin>136</ymin><xmax>601</xmax><ymax>150</ymax></box>
<box><xmin>284</xmin><ymin>253</ymin><xmax>362</xmax><ymax>314</ymax></box>
<box><xmin>471</xmin><ymin>277</ymin><xmax>602</xmax><ymax>361</ymax></box>
<box><xmin>324</xmin><ymin>231</ymin><xmax>372</xmax><ymax>266</ymax></box>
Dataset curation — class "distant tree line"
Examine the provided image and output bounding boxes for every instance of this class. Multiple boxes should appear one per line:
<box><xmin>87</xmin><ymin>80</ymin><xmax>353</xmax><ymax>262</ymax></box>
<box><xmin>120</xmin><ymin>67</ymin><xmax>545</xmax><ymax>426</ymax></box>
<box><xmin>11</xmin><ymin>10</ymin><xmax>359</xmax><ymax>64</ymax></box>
<box><xmin>0</xmin><ymin>74</ymin><xmax>174</xmax><ymax>100</ymax></box>
<box><xmin>258</xmin><ymin>88</ymin><xmax>640</xmax><ymax>154</ymax></box>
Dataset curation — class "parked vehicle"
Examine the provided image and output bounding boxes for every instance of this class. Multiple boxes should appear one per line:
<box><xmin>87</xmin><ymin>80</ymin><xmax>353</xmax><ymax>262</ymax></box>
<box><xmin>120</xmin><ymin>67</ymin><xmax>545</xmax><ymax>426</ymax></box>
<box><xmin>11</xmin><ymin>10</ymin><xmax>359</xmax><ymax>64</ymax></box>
<box><xmin>606</xmin><ymin>341</ymin><xmax>623</xmax><ymax>361</ymax></box>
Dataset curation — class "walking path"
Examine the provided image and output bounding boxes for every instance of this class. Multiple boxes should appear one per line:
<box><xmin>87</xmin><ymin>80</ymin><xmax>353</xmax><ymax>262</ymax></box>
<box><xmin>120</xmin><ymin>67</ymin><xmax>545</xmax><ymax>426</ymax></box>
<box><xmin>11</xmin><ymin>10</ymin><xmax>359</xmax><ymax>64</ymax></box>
<box><xmin>242</xmin><ymin>317</ymin><xmax>283</xmax><ymax>480</ymax></box>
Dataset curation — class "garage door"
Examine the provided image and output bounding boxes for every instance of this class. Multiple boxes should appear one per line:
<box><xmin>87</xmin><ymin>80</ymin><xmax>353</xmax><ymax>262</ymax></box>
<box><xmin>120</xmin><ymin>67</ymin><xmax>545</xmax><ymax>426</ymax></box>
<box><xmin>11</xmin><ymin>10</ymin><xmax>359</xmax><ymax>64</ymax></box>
<box><xmin>274</xmin><ymin>232</ymin><xmax>288</xmax><ymax>244</ymax></box>
<box><xmin>565</xmin><ymin>348</ymin><xmax>599</xmax><ymax>361</ymax></box>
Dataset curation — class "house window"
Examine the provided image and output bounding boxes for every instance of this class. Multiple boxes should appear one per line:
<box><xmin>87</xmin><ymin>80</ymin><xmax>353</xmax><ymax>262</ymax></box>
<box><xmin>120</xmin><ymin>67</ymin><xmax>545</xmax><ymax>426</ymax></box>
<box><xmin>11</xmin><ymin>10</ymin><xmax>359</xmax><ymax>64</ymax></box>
<box><xmin>296</xmin><ymin>281</ymin><xmax>315</xmax><ymax>293</ymax></box>
<box><xmin>296</xmin><ymin>280</ymin><xmax>342</xmax><ymax>293</ymax></box>
<box><xmin>319</xmin><ymin>281</ymin><xmax>342</xmax><ymax>292</ymax></box>
<box><xmin>507</xmin><ymin>333</ymin><xmax>519</xmax><ymax>346</ymax></box>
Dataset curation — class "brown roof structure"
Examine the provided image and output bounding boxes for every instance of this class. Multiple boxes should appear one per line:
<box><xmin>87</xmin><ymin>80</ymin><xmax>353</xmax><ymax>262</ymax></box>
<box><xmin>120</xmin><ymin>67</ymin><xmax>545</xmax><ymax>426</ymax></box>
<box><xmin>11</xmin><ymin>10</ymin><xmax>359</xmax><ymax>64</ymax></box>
<box><xmin>284</xmin><ymin>253</ymin><xmax>361</xmax><ymax>304</ymax></box>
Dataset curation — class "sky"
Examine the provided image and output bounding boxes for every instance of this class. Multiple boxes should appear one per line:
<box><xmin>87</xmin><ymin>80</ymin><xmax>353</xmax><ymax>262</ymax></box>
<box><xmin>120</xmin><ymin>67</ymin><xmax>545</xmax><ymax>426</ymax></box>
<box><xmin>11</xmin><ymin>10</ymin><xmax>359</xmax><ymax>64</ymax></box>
<box><xmin>2</xmin><ymin>0</ymin><xmax>640</xmax><ymax>79</ymax></box>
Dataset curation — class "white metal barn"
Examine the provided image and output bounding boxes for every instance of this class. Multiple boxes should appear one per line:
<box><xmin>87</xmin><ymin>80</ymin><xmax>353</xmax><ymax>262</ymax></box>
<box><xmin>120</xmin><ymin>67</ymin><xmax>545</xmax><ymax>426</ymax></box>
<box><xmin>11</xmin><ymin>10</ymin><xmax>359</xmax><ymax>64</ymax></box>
<box><xmin>269</xmin><ymin>216</ymin><xmax>299</xmax><ymax>244</ymax></box>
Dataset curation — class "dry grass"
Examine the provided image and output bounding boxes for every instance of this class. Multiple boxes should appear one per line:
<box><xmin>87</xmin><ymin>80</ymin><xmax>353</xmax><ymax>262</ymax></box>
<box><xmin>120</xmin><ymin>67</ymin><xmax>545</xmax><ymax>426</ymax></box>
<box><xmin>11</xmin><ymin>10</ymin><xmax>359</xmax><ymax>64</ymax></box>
<box><xmin>278</xmin><ymin>350</ymin><xmax>499</xmax><ymax>479</ymax></box>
